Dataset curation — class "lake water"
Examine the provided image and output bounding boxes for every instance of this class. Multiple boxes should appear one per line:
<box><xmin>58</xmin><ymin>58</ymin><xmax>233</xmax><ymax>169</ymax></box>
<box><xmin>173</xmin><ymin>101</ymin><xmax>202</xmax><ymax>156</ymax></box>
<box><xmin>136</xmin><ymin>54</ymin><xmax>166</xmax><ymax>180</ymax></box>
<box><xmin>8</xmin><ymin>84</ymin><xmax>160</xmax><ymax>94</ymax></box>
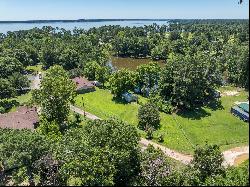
<box><xmin>0</xmin><ymin>20</ymin><xmax>168</xmax><ymax>70</ymax></box>
<box><xmin>0</xmin><ymin>20</ymin><xmax>169</xmax><ymax>34</ymax></box>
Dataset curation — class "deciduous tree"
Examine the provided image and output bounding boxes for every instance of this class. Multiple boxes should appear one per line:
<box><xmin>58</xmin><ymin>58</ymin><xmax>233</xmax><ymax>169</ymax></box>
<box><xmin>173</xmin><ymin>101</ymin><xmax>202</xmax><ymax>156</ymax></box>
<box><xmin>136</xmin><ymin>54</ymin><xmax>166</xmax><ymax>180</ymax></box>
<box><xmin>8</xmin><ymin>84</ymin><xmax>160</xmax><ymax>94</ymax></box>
<box><xmin>138</xmin><ymin>102</ymin><xmax>160</xmax><ymax>131</ymax></box>
<box><xmin>32</xmin><ymin>65</ymin><xmax>76</xmax><ymax>125</ymax></box>
<box><xmin>109</xmin><ymin>69</ymin><xmax>136</xmax><ymax>98</ymax></box>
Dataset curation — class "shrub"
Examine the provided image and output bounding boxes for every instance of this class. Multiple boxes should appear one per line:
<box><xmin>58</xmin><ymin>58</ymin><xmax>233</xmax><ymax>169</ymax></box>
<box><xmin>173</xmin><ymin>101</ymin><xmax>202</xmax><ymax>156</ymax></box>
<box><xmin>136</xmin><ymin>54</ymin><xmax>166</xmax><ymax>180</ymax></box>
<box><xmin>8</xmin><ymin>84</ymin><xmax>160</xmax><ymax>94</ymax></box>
<box><xmin>149</xmin><ymin>95</ymin><xmax>174</xmax><ymax>114</ymax></box>
<box><xmin>0</xmin><ymin>99</ymin><xmax>19</xmax><ymax>113</ymax></box>
<box><xmin>138</xmin><ymin>103</ymin><xmax>160</xmax><ymax>131</ymax></box>
<box><xmin>161</xmin><ymin>100</ymin><xmax>174</xmax><ymax>114</ymax></box>
<box><xmin>0</xmin><ymin>106</ymin><xmax>5</xmax><ymax>113</ymax></box>
<box><xmin>146</xmin><ymin>128</ymin><xmax>154</xmax><ymax>140</ymax></box>
<box><xmin>158</xmin><ymin>134</ymin><xmax>164</xmax><ymax>143</ymax></box>
<box><xmin>191</xmin><ymin>143</ymin><xmax>225</xmax><ymax>181</ymax></box>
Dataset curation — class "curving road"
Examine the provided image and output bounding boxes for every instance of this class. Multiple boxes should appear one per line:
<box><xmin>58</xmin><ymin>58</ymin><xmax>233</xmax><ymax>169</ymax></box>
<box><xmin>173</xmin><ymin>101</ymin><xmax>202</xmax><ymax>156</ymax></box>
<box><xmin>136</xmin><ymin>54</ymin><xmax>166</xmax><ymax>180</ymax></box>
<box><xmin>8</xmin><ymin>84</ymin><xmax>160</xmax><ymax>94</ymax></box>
<box><xmin>70</xmin><ymin>105</ymin><xmax>101</xmax><ymax>120</ymax></box>
<box><xmin>70</xmin><ymin>105</ymin><xmax>249</xmax><ymax>166</ymax></box>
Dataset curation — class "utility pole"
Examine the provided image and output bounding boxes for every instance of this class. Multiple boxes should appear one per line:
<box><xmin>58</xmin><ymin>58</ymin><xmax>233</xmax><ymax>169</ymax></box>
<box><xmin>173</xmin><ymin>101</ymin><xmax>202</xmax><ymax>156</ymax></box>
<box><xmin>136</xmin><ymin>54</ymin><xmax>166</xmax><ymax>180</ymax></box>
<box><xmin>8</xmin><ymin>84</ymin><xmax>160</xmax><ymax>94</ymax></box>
<box><xmin>82</xmin><ymin>97</ymin><xmax>86</xmax><ymax>118</ymax></box>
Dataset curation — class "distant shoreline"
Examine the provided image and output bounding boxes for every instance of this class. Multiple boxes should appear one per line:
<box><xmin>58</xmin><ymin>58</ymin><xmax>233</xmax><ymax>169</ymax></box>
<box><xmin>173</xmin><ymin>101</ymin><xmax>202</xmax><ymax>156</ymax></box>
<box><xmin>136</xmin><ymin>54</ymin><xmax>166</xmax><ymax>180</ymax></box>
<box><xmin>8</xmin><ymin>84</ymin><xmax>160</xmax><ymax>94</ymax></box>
<box><xmin>0</xmin><ymin>19</ymin><xmax>248</xmax><ymax>24</ymax></box>
<box><xmin>0</xmin><ymin>19</ymin><xmax>170</xmax><ymax>24</ymax></box>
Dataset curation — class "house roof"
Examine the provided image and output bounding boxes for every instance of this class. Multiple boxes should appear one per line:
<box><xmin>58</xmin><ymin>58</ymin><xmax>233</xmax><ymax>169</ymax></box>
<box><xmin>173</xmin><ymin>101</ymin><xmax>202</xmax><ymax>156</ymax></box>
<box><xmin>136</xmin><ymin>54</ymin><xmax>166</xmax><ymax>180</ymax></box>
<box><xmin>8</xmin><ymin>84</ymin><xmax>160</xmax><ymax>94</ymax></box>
<box><xmin>0</xmin><ymin>106</ymin><xmax>39</xmax><ymax>130</ymax></box>
<box><xmin>72</xmin><ymin>77</ymin><xmax>95</xmax><ymax>90</ymax></box>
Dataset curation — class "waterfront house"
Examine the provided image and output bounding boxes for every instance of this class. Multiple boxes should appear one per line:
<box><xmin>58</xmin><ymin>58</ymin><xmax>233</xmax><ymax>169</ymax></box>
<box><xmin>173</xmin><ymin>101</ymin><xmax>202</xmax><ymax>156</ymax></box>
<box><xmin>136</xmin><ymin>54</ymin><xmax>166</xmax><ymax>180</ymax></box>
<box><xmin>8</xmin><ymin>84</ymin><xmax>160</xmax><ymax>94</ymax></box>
<box><xmin>72</xmin><ymin>77</ymin><xmax>95</xmax><ymax>93</ymax></box>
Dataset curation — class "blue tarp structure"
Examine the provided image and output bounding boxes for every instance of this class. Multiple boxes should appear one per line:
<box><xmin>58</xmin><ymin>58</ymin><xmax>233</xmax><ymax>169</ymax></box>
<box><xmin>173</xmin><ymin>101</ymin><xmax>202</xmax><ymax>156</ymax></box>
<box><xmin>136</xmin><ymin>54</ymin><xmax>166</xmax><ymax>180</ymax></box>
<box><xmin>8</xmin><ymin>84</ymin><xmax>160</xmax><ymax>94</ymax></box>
<box><xmin>238</xmin><ymin>103</ymin><xmax>249</xmax><ymax>113</ymax></box>
<box><xmin>231</xmin><ymin>104</ymin><xmax>249</xmax><ymax>122</ymax></box>
<box><xmin>122</xmin><ymin>92</ymin><xmax>138</xmax><ymax>103</ymax></box>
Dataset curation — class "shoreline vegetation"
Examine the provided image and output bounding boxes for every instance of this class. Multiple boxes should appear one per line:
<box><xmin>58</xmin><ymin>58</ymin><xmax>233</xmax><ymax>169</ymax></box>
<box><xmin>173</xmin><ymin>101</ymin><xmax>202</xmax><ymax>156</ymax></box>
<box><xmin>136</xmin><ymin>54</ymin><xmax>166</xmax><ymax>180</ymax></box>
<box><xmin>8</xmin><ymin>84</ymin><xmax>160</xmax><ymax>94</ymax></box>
<box><xmin>0</xmin><ymin>18</ymin><xmax>170</xmax><ymax>24</ymax></box>
<box><xmin>0</xmin><ymin>18</ymin><xmax>248</xmax><ymax>24</ymax></box>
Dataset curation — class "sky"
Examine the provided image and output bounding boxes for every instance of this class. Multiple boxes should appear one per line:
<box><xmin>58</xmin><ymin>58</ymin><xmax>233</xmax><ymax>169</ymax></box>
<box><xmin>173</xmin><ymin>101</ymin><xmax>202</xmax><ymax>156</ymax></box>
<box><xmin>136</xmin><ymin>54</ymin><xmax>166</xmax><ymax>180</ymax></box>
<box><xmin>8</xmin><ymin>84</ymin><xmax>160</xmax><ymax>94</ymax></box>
<box><xmin>0</xmin><ymin>0</ymin><xmax>249</xmax><ymax>21</ymax></box>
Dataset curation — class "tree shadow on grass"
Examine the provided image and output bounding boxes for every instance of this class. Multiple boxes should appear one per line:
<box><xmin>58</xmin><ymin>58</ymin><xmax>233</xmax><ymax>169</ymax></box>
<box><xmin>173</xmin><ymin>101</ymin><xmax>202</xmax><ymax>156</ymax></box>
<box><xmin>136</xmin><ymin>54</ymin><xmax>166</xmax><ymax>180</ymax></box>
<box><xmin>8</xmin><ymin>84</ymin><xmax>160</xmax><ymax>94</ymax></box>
<box><xmin>112</xmin><ymin>96</ymin><xmax>128</xmax><ymax>105</ymax></box>
<box><xmin>205</xmin><ymin>99</ymin><xmax>224</xmax><ymax>111</ymax></box>
<box><xmin>176</xmin><ymin>98</ymin><xmax>224</xmax><ymax>120</ymax></box>
<box><xmin>177</xmin><ymin>108</ymin><xmax>211</xmax><ymax>120</ymax></box>
<box><xmin>0</xmin><ymin>99</ymin><xmax>20</xmax><ymax>113</ymax></box>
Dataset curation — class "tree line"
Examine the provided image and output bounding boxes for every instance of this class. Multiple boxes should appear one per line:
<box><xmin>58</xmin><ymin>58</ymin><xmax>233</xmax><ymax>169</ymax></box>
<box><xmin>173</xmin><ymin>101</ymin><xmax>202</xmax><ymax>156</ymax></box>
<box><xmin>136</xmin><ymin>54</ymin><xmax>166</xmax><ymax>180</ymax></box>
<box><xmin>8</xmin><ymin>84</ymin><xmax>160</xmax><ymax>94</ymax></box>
<box><xmin>0</xmin><ymin>20</ymin><xmax>248</xmax><ymax>112</ymax></box>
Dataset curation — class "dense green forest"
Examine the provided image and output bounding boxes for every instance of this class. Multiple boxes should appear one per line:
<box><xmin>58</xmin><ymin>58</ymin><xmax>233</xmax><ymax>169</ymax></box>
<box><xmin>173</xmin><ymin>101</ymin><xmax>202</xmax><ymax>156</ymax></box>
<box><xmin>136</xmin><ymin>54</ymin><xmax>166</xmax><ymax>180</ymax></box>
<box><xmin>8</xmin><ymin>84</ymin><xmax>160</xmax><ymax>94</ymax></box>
<box><xmin>0</xmin><ymin>121</ymin><xmax>249</xmax><ymax>186</ymax></box>
<box><xmin>0</xmin><ymin>20</ymin><xmax>249</xmax><ymax>186</ymax></box>
<box><xmin>0</xmin><ymin>20</ymin><xmax>249</xmax><ymax>111</ymax></box>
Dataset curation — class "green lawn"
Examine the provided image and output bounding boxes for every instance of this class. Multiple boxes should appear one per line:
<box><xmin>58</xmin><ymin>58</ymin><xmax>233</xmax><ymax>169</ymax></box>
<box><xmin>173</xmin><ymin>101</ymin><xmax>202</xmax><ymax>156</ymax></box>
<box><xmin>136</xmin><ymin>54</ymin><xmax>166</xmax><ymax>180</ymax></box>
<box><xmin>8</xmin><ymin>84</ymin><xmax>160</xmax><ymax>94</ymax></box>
<box><xmin>75</xmin><ymin>87</ymin><xmax>249</xmax><ymax>154</ymax></box>
<box><xmin>15</xmin><ymin>92</ymin><xmax>32</xmax><ymax>104</ymax></box>
<box><xmin>75</xmin><ymin>89</ymin><xmax>148</xmax><ymax>125</ymax></box>
<box><xmin>26</xmin><ymin>64</ymin><xmax>44</xmax><ymax>73</ymax></box>
<box><xmin>7</xmin><ymin>92</ymin><xmax>32</xmax><ymax>112</ymax></box>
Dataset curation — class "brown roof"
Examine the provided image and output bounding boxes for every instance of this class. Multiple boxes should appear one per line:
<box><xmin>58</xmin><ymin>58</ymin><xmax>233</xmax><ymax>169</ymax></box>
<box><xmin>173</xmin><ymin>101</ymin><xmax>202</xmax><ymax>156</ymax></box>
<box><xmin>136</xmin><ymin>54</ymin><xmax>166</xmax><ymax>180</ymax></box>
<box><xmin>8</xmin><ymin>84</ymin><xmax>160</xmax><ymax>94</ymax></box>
<box><xmin>72</xmin><ymin>77</ymin><xmax>95</xmax><ymax>90</ymax></box>
<box><xmin>0</xmin><ymin>106</ymin><xmax>39</xmax><ymax>130</ymax></box>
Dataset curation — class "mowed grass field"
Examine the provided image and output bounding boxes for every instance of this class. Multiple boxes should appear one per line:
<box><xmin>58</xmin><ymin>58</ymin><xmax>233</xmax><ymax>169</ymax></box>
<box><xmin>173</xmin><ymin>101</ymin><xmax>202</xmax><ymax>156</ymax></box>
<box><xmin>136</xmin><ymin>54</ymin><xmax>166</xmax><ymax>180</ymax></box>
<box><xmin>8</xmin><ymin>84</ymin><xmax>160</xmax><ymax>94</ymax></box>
<box><xmin>75</xmin><ymin>87</ymin><xmax>249</xmax><ymax>154</ymax></box>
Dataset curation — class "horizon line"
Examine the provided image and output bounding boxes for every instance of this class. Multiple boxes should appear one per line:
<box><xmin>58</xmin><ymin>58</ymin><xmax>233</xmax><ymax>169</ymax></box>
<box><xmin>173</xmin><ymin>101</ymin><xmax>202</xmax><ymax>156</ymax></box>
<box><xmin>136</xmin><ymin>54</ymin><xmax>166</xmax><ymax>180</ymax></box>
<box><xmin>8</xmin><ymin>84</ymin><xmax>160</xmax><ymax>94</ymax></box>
<box><xmin>0</xmin><ymin>18</ymin><xmax>248</xmax><ymax>23</ymax></box>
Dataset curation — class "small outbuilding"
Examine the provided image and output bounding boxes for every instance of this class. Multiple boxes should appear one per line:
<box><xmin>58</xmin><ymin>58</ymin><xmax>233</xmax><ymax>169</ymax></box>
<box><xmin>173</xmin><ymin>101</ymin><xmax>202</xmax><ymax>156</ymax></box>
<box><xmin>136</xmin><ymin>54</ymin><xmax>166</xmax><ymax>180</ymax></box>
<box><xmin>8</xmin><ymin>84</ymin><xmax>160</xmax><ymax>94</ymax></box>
<box><xmin>122</xmin><ymin>92</ymin><xmax>138</xmax><ymax>103</ymax></box>
<box><xmin>214</xmin><ymin>90</ymin><xmax>221</xmax><ymax>99</ymax></box>
<box><xmin>134</xmin><ymin>87</ymin><xmax>141</xmax><ymax>94</ymax></box>
<box><xmin>231</xmin><ymin>102</ymin><xmax>249</xmax><ymax>122</ymax></box>
<box><xmin>93</xmin><ymin>81</ymin><xmax>101</xmax><ymax>87</ymax></box>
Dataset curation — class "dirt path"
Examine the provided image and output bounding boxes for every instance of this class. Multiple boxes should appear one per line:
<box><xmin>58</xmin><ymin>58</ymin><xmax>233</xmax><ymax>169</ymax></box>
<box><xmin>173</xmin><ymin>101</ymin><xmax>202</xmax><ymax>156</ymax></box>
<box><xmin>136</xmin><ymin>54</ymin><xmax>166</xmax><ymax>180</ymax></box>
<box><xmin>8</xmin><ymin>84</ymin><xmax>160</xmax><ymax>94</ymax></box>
<box><xmin>221</xmin><ymin>90</ymin><xmax>240</xmax><ymax>97</ymax></box>
<box><xmin>70</xmin><ymin>105</ymin><xmax>101</xmax><ymax>120</ymax></box>
<box><xmin>223</xmin><ymin>146</ymin><xmax>249</xmax><ymax>167</ymax></box>
<box><xmin>70</xmin><ymin>105</ymin><xmax>192</xmax><ymax>164</ymax></box>
<box><xmin>70</xmin><ymin>105</ymin><xmax>249</xmax><ymax>166</ymax></box>
<box><xmin>139</xmin><ymin>138</ymin><xmax>193</xmax><ymax>164</ymax></box>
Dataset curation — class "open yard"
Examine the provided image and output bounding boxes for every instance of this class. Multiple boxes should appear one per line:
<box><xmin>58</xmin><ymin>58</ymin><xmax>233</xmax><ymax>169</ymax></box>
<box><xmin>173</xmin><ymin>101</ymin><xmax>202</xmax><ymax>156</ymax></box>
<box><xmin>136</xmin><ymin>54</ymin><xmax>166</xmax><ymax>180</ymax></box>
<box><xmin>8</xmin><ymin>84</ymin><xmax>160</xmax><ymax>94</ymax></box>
<box><xmin>75</xmin><ymin>87</ymin><xmax>249</xmax><ymax>154</ymax></box>
<box><xmin>6</xmin><ymin>91</ymin><xmax>32</xmax><ymax>112</ymax></box>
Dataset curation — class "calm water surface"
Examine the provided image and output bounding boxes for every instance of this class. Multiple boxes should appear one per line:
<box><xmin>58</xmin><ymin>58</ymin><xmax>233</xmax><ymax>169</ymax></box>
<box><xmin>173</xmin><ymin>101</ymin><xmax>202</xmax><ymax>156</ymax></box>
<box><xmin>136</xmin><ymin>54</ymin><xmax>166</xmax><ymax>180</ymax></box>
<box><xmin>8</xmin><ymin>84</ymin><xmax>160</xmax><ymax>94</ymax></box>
<box><xmin>0</xmin><ymin>20</ymin><xmax>169</xmax><ymax>34</ymax></box>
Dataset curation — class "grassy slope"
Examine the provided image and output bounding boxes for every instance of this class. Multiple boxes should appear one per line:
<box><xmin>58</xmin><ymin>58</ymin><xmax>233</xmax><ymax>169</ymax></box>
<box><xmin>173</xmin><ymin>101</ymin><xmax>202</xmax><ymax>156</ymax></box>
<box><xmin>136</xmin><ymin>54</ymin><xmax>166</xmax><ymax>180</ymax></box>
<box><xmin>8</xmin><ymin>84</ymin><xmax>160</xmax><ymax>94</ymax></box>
<box><xmin>75</xmin><ymin>87</ymin><xmax>249</xmax><ymax>154</ymax></box>
<box><xmin>8</xmin><ymin>92</ymin><xmax>32</xmax><ymax>112</ymax></box>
